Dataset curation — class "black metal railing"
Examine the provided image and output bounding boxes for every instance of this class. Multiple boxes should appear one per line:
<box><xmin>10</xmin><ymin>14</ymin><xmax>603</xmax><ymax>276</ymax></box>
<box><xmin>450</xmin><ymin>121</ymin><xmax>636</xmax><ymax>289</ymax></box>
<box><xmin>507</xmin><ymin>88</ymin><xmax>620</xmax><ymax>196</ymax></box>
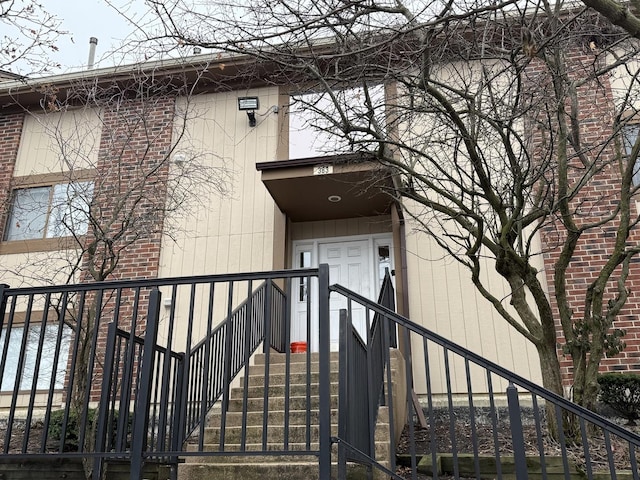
<box><xmin>0</xmin><ymin>267</ymin><xmax>333</xmax><ymax>480</ymax></box>
<box><xmin>337</xmin><ymin>269</ymin><xmax>395</xmax><ymax>476</ymax></box>
<box><xmin>331</xmin><ymin>282</ymin><xmax>640</xmax><ymax>480</ymax></box>
<box><xmin>3</xmin><ymin>263</ymin><xmax>636</xmax><ymax>480</ymax></box>
<box><xmin>184</xmin><ymin>279</ymin><xmax>287</xmax><ymax>444</ymax></box>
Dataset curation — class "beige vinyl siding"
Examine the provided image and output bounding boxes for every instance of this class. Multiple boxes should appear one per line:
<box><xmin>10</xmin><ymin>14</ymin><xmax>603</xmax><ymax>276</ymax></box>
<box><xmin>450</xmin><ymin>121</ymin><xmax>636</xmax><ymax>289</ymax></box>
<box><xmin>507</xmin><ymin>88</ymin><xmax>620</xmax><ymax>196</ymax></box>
<box><xmin>388</xmin><ymin>62</ymin><xmax>543</xmax><ymax>393</ymax></box>
<box><xmin>0</xmin><ymin>251</ymin><xmax>80</xmax><ymax>291</ymax></box>
<box><xmin>404</xmin><ymin>226</ymin><xmax>543</xmax><ymax>395</ymax></box>
<box><xmin>159</xmin><ymin>87</ymin><xmax>279</xmax><ymax>277</ymax></box>
<box><xmin>157</xmin><ymin>88</ymin><xmax>280</xmax><ymax>344</ymax></box>
<box><xmin>0</xmin><ymin>109</ymin><xmax>101</xmax><ymax>290</ymax></box>
<box><xmin>290</xmin><ymin>216</ymin><xmax>392</xmax><ymax>241</ymax></box>
<box><xmin>14</xmin><ymin>109</ymin><xmax>102</xmax><ymax>176</ymax></box>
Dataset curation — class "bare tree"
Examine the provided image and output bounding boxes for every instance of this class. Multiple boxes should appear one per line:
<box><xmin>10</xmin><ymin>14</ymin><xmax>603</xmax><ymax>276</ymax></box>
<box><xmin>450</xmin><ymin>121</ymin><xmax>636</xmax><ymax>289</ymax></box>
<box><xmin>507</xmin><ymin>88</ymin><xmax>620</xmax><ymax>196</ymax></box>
<box><xmin>577</xmin><ymin>0</ymin><xmax>640</xmax><ymax>40</ymax></box>
<box><xmin>133</xmin><ymin>0</ymin><xmax>640</xmax><ymax>421</ymax></box>
<box><xmin>0</xmin><ymin>68</ymin><xmax>229</xmax><ymax>474</ymax></box>
<box><xmin>0</xmin><ymin>0</ymin><xmax>65</xmax><ymax>75</ymax></box>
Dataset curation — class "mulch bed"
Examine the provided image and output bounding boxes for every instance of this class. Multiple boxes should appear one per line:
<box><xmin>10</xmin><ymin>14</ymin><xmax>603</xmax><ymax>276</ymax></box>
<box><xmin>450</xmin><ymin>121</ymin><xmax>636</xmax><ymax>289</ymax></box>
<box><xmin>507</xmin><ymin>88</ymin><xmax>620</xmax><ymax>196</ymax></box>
<box><xmin>395</xmin><ymin>414</ymin><xmax>640</xmax><ymax>479</ymax></box>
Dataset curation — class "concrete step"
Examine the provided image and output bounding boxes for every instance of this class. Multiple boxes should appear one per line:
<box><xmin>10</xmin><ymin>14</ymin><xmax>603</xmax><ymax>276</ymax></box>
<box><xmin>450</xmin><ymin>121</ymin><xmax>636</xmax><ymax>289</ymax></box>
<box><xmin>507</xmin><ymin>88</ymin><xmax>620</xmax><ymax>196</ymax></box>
<box><xmin>198</xmin><ymin>422</ymin><xmax>390</xmax><ymax>447</ymax></box>
<box><xmin>207</xmin><ymin>405</ymin><xmax>390</xmax><ymax>428</ymax></box>
<box><xmin>230</xmin><ymin>381</ymin><xmax>339</xmax><ymax>399</ymax></box>
<box><xmin>206</xmin><ymin>408</ymin><xmax>339</xmax><ymax>427</ymax></box>
<box><xmin>243</xmin><ymin>370</ymin><xmax>340</xmax><ymax>387</ymax></box>
<box><xmin>184</xmin><ymin>439</ymin><xmax>391</xmax><ymax>459</ymax></box>
<box><xmin>178</xmin><ymin>460</ymin><xmax>389</xmax><ymax>480</ymax></box>
<box><xmin>182</xmin><ymin>450</ymin><xmax>318</xmax><ymax>464</ymax></box>
<box><xmin>227</xmin><ymin>394</ymin><xmax>339</xmax><ymax>412</ymax></box>
<box><xmin>247</xmin><ymin>360</ymin><xmax>339</xmax><ymax>375</ymax></box>
<box><xmin>254</xmin><ymin>351</ymin><xmax>340</xmax><ymax>365</ymax></box>
<box><xmin>201</xmin><ymin>423</ymin><xmax>338</xmax><ymax>445</ymax></box>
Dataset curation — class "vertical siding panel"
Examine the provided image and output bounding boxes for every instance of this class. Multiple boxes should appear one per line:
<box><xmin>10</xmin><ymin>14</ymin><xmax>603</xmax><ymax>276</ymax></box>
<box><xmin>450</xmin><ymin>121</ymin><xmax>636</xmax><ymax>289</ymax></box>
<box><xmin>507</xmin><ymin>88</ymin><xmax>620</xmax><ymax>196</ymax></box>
<box><xmin>15</xmin><ymin>110</ymin><xmax>102</xmax><ymax>176</ymax></box>
<box><xmin>404</xmin><ymin>221</ymin><xmax>543</xmax><ymax>394</ymax></box>
<box><xmin>158</xmin><ymin>87</ymin><xmax>279</xmax><ymax>280</ymax></box>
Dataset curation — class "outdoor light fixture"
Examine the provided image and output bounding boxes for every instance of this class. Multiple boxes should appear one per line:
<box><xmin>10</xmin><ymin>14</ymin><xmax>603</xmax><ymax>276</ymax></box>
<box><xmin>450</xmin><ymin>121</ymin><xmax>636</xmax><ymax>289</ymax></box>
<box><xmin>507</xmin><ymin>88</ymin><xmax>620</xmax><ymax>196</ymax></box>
<box><xmin>238</xmin><ymin>97</ymin><xmax>259</xmax><ymax>127</ymax></box>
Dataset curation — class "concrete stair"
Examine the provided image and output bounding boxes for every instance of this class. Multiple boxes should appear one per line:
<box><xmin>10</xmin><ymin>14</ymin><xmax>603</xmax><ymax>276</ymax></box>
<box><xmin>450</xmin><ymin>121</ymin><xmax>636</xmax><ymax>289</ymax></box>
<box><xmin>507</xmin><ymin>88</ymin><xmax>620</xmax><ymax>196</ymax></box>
<box><xmin>178</xmin><ymin>351</ymin><xmax>393</xmax><ymax>480</ymax></box>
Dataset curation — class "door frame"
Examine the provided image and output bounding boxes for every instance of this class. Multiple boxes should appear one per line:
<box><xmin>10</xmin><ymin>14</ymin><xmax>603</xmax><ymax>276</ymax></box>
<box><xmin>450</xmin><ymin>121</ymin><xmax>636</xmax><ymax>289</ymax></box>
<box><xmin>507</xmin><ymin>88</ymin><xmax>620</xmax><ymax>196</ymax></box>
<box><xmin>291</xmin><ymin>233</ymin><xmax>394</xmax><ymax>351</ymax></box>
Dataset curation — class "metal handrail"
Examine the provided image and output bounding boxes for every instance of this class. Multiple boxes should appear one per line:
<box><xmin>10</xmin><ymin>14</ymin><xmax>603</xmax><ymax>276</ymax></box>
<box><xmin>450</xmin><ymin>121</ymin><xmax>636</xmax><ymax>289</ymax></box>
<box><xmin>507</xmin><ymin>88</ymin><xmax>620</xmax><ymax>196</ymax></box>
<box><xmin>2</xmin><ymin>268</ymin><xmax>319</xmax><ymax>295</ymax></box>
<box><xmin>330</xmin><ymin>282</ymin><xmax>640</xmax><ymax>445</ymax></box>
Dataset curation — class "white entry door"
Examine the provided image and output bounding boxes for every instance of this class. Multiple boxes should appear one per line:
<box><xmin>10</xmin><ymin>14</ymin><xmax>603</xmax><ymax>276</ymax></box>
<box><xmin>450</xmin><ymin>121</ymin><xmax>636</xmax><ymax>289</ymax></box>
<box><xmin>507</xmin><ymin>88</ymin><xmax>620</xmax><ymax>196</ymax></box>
<box><xmin>291</xmin><ymin>235</ymin><xmax>393</xmax><ymax>352</ymax></box>
<box><xmin>320</xmin><ymin>240</ymin><xmax>371</xmax><ymax>351</ymax></box>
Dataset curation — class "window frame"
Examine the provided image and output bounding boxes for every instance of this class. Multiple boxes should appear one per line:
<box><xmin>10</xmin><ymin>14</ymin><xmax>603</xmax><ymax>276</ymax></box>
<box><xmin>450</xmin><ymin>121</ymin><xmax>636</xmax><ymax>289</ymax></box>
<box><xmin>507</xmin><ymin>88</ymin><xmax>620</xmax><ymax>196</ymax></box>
<box><xmin>287</xmin><ymin>84</ymin><xmax>387</xmax><ymax>160</ymax></box>
<box><xmin>621</xmin><ymin>123</ymin><xmax>640</xmax><ymax>186</ymax></box>
<box><xmin>0</xmin><ymin>310</ymin><xmax>72</xmax><ymax>394</ymax></box>
<box><xmin>0</xmin><ymin>170</ymin><xmax>96</xmax><ymax>255</ymax></box>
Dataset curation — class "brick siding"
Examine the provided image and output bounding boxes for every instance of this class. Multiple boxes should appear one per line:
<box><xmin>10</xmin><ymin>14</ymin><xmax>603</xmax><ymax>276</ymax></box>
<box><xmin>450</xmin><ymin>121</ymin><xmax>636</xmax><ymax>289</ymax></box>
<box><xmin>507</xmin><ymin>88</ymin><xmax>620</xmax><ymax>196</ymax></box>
<box><xmin>529</xmin><ymin>49</ymin><xmax>640</xmax><ymax>385</ymax></box>
<box><xmin>0</xmin><ymin>113</ymin><xmax>24</xmax><ymax>241</ymax></box>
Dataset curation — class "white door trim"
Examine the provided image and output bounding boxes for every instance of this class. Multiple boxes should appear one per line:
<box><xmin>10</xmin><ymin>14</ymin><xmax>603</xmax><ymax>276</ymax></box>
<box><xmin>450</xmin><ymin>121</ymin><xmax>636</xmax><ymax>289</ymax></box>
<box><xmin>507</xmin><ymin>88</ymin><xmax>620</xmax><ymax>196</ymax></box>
<box><xmin>291</xmin><ymin>233</ymin><xmax>393</xmax><ymax>351</ymax></box>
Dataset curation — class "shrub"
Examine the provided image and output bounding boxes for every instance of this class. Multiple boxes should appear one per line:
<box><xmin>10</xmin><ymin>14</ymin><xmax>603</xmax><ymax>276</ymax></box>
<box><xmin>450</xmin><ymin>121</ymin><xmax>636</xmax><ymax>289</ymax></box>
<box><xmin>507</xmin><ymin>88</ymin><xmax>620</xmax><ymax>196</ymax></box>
<box><xmin>47</xmin><ymin>408</ymin><xmax>98</xmax><ymax>451</ymax></box>
<box><xmin>598</xmin><ymin>373</ymin><xmax>640</xmax><ymax>425</ymax></box>
<box><xmin>48</xmin><ymin>408</ymin><xmax>132</xmax><ymax>452</ymax></box>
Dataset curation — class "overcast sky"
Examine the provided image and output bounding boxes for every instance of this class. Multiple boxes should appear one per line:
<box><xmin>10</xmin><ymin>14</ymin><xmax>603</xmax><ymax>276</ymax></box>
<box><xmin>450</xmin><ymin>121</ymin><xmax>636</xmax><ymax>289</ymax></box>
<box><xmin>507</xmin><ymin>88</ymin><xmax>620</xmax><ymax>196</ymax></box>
<box><xmin>39</xmin><ymin>0</ymin><xmax>148</xmax><ymax>73</ymax></box>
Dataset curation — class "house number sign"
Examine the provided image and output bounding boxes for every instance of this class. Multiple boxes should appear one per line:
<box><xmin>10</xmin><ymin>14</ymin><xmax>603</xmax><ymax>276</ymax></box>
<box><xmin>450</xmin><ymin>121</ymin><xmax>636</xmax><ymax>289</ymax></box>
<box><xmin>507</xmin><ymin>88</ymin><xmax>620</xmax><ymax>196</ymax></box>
<box><xmin>313</xmin><ymin>164</ymin><xmax>333</xmax><ymax>175</ymax></box>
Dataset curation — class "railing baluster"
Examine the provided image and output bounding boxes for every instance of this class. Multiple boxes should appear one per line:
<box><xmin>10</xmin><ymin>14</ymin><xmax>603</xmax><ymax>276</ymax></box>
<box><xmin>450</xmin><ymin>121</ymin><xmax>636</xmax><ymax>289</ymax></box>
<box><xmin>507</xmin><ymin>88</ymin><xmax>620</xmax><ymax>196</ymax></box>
<box><xmin>0</xmin><ymin>293</ymin><xmax>16</xmax><ymax>454</ymax></box>
<box><xmin>318</xmin><ymin>263</ymin><xmax>331</xmax><ymax>480</ymax></box>
<box><xmin>220</xmin><ymin>281</ymin><xmax>235</xmax><ymax>450</ymax></box>
<box><xmin>403</xmin><ymin>324</ymin><xmax>417</xmax><ymax>480</ymax></box>
<box><xmin>604</xmin><ymin>429</ymin><xmax>617</xmax><ymax>480</ymax></box>
<box><xmin>382</xmin><ymin>311</ymin><xmax>396</xmax><ymax>474</ymax></box>
<box><xmin>554</xmin><ymin>404</ymin><xmax>571</xmax><ymax>480</ymax></box>
<box><xmin>262</xmin><ymin>279</ymin><xmax>272</xmax><ymax>450</ymax></box>
<box><xmin>283</xmin><ymin>278</ymin><xmax>291</xmax><ymax>451</ymax></box>
<box><xmin>423</xmin><ymin>337</ymin><xmax>437</xmax><ymax>480</ymax></box>
<box><xmin>23</xmin><ymin>294</ymin><xmax>51</xmax><ymax>453</ymax></box>
<box><xmin>487</xmin><ymin>372</ymin><xmax>503</xmax><ymax>480</ymax></box>
<box><xmin>241</xmin><ymin>280</ymin><xmax>253</xmax><ymax>451</ymax></box>
<box><xmin>630</xmin><ymin>443</ymin><xmax>639</xmax><ymax>480</ymax></box>
<box><xmin>157</xmin><ymin>284</ymin><xmax>178</xmax><ymax>453</ymax></box>
<box><xmin>7</xmin><ymin>294</ymin><xmax>34</xmax><ymax>453</ymax></box>
<box><xmin>531</xmin><ymin>394</ymin><xmax>548</xmax><ymax>480</ymax></box>
<box><xmin>365</xmin><ymin>306</ymin><xmax>375</xmax><ymax>461</ymax></box>
<box><xmin>77</xmin><ymin>288</ymin><xmax>106</xmax><ymax>454</ymax></box>
<box><xmin>130</xmin><ymin>287</ymin><xmax>161</xmax><ymax>480</ymax></box>
<box><xmin>338</xmin><ymin>308</ymin><xmax>349</xmax><ymax>480</ymax></box>
<box><xmin>94</xmin><ymin>321</ymin><xmax>118</xmax><ymax>480</ymax></box>
<box><xmin>465</xmin><ymin>359</ymin><xmax>480</xmax><ymax>479</ymax></box>
<box><xmin>507</xmin><ymin>383</ymin><xmax>528</xmax><ymax>480</ymax></box>
<box><xmin>182</xmin><ymin>284</ymin><xmax>197</xmax><ymax>441</ymax></box>
<box><xmin>199</xmin><ymin>282</ymin><xmax>215</xmax><ymax>452</ymax></box>
<box><xmin>41</xmin><ymin>290</ymin><xmax>69</xmax><ymax>452</ymax></box>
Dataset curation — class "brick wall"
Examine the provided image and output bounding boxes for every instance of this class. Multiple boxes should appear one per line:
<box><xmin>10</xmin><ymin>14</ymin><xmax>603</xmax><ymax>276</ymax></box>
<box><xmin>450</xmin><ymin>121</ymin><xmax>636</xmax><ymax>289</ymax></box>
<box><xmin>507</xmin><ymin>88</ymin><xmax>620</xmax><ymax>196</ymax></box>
<box><xmin>80</xmin><ymin>95</ymin><xmax>176</xmax><ymax>400</ymax></box>
<box><xmin>0</xmin><ymin>113</ymin><xmax>24</xmax><ymax>241</ymax></box>
<box><xmin>528</xmin><ymin>49</ymin><xmax>640</xmax><ymax>385</ymax></box>
<box><xmin>83</xmin><ymin>95</ymin><xmax>175</xmax><ymax>284</ymax></box>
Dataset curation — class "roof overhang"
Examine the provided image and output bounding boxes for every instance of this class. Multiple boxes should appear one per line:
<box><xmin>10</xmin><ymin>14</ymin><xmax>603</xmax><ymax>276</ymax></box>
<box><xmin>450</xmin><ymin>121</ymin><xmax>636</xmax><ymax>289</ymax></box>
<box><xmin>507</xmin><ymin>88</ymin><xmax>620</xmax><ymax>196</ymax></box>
<box><xmin>256</xmin><ymin>154</ymin><xmax>394</xmax><ymax>222</ymax></box>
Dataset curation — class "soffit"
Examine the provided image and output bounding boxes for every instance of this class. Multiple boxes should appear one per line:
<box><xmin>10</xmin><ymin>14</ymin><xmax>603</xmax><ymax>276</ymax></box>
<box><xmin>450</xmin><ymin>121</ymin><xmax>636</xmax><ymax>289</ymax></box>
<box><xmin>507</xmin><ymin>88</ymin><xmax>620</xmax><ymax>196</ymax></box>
<box><xmin>257</xmin><ymin>154</ymin><xmax>394</xmax><ymax>222</ymax></box>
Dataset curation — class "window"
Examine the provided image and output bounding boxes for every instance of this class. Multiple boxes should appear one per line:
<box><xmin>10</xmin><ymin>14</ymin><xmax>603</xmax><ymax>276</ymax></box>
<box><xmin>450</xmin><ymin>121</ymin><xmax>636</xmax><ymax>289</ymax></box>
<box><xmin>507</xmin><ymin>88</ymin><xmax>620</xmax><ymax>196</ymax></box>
<box><xmin>622</xmin><ymin>124</ymin><xmax>640</xmax><ymax>185</ymax></box>
<box><xmin>289</xmin><ymin>85</ymin><xmax>386</xmax><ymax>159</ymax></box>
<box><xmin>0</xmin><ymin>323</ymin><xmax>71</xmax><ymax>391</ymax></box>
<box><xmin>297</xmin><ymin>249</ymin><xmax>312</xmax><ymax>302</ymax></box>
<box><xmin>4</xmin><ymin>181</ymin><xmax>94</xmax><ymax>241</ymax></box>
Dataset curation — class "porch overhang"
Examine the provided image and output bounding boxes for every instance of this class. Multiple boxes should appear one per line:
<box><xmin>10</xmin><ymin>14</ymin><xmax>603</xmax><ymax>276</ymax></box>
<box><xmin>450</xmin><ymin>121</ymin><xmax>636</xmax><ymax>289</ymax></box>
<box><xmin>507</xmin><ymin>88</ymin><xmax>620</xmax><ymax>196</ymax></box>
<box><xmin>256</xmin><ymin>154</ymin><xmax>394</xmax><ymax>222</ymax></box>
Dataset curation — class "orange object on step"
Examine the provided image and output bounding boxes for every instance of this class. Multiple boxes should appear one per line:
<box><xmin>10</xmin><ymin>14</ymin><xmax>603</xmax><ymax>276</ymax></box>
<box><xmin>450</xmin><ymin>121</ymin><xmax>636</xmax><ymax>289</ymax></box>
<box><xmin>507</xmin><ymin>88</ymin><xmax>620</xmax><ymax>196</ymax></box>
<box><xmin>290</xmin><ymin>341</ymin><xmax>307</xmax><ymax>353</ymax></box>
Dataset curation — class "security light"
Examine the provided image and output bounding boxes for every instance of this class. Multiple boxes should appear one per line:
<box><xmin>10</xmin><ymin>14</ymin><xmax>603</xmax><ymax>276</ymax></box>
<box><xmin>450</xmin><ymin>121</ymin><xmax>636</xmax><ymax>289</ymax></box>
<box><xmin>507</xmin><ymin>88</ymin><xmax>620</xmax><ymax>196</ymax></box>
<box><xmin>238</xmin><ymin>97</ymin><xmax>259</xmax><ymax>127</ymax></box>
<box><xmin>238</xmin><ymin>97</ymin><xmax>259</xmax><ymax>110</ymax></box>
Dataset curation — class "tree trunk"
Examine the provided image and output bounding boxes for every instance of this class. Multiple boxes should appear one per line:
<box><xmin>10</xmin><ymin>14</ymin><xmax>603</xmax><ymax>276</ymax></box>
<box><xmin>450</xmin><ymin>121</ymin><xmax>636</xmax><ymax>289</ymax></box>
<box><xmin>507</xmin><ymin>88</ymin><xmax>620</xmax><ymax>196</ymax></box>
<box><xmin>536</xmin><ymin>341</ymin><xmax>565</xmax><ymax>440</ymax></box>
<box><xmin>571</xmin><ymin>347</ymin><xmax>601</xmax><ymax>413</ymax></box>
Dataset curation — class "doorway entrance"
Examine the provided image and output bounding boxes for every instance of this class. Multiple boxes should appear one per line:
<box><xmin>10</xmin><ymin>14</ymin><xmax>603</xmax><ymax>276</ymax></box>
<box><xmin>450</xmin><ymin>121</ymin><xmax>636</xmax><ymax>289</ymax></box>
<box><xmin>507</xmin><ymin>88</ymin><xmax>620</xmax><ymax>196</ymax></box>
<box><xmin>291</xmin><ymin>234</ymin><xmax>393</xmax><ymax>351</ymax></box>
